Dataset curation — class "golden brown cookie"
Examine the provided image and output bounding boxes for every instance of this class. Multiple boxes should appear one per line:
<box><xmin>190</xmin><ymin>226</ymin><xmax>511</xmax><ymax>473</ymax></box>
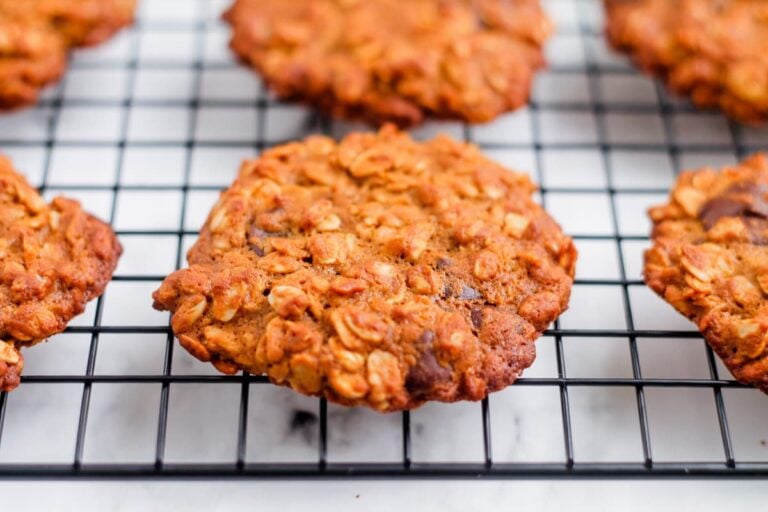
<box><xmin>224</xmin><ymin>0</ymin><xmax>552</xmax><ymax>127</ymax></box>
<box><xmin>0</xmin><ymin>0</ymin><xmax>137</xmax><ymax>109</ymax></box>
<box><xmin>153</xmin><ymin>126</ymin><xmax>576</xmax><ymax>412</ymax></box>
<box><xmin>0</xmin><ymin>156</ymin><xmax>122</xmax><ymax>392</ymax></box>
<box><xmin>605</xmin><ymin>0</ymin><xmax>768</xmax><ymax>124</ymax></box>
<box><xmin>645</xmin><ymin>154</ymin><xmax>768</xmax><ymax>393</ymax></box>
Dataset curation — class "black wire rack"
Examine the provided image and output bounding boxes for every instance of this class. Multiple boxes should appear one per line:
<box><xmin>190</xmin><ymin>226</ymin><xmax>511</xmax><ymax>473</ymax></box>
<box><xmin>0</xmin><ymin>0</ymin><xmax>766</xmax><ymax>480</ymax></box>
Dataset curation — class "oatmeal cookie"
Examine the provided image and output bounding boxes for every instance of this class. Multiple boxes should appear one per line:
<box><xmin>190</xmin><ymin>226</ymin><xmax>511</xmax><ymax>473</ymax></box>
<box><xmin>0</xmin><ymin>156</ymin><xmax>122</xmax><ymax>392</ymax></box>
<box><xmin>153</xmin><ymin>126</ymin><xmax>576</xmax><ymax>412</ymax></box>
<box><xmin>0</xmin><ymin>0</ymin><xmax>137</xmax><ymax>109</ymax></box>
<box><xmin>224</xmin><ymin>0</ymin><xmax>552</xmax><ymax>127</ymax></box>
<box><xmin>645</xmin><ymin>154</ymin><xmax>768</xmax><ymax>393</ymax></box>
<box><xmin>605</xmin><ymin>0</ymin><xmax>768</xmax><ymax>124</ymax></box>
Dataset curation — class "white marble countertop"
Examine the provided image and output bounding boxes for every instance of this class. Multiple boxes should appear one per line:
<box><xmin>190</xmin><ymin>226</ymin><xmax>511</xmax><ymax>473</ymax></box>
<box><xmin>0</xmin><ymin>0</ymin><xmax>766</xmax><ymax>506</ymax></box>
<box><xmin>3</xmin><ymin>481</ymin><xmax>768</xmax><ymax>511</ymax></box>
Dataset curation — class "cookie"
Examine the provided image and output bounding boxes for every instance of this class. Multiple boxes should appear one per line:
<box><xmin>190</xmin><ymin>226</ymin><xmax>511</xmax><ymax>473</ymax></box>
<box><xmin>224</xmin><ymin>0</ymin><xmax>552</xmax><ymax>127</ymax></box>
<box><xmin>153</xmin><ymin>126</ymin><xmax>576</xmax><ymax>412</ymax></box>
<box><xmin>645</xmin><ymin>154</ymin><xmax>768</xmax><ymax>393</ymax></box>
<box><xmin>0</xmin><ymin>156</ymin><xmax>122</xmax><ymax>392</ymax></box>
<box><xmin>605</xmin><ymin>0</ymin><xmax>768</xmax><ymax>124</ymax></box>
<box><xmin>0</xmin><ymin>0</ymin><xmax>137</xmax><ymax>109</ymax></box>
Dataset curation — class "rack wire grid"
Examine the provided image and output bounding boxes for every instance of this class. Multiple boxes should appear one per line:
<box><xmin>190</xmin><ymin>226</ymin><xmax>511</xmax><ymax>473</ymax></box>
<box><xmin>0</xmin><ymin>0</ymin><xmax>766</xmax><ymax>480</ymax></box>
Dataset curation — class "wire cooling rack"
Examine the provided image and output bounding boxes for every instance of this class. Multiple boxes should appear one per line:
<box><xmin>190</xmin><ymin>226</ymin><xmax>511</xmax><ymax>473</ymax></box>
<box><xmin>0</xmin><ymin>0</ymin><xmax>766</xmax><ymax>480</ymax></box>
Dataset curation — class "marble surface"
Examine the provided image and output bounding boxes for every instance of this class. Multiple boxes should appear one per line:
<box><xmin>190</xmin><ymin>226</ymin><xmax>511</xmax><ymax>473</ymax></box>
<box><xmin>3</xmin><ymin>481</ymin><xmax>768</xmax><ymax>512</ymax></box>
<box><xmin>0</xmin><ymin>0</ymin><xmax>766</xmax><ymax>507</ymax></box>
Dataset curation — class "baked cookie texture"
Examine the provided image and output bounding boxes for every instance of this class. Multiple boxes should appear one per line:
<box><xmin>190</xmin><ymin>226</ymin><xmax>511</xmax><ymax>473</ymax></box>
<box><xmin>153</xmin><ymin>126</ymin><xmax>576</xmax><ymax>412</ymax></box>
<box><xmin>645</xmin><ymin>154</ymin><xmax>768</xmax><ymax>393</ymax></box>
<box><xmin>605</xmin><ymin>0</ymin><xmax>768</xmax><ymax>124</ymax></box>
<box><xmin>224</xmin><ymin>0</ymin><xmax>552</xmax><ymax>127</ymax></box>
<box><xmin>0</xmin><ymin>156</ymin><xmax>122</xmax><ymax>392</ymax></box>
<box><xmin>0</xmin><ymin>0</ymin><xmax>137</xmax><ymax>109</ymax></box>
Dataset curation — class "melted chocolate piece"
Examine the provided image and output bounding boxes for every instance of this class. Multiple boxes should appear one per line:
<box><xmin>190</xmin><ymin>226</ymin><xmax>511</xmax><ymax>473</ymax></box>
<box><xmin>404</xmin><ymin>329</ymin><xmax>450</xmax><ymax>397</ymax></box>
<box><xmin>471</xmin><ymin>307</ymin><xmax>484</xmax><ymax>329</ymax></box>
<box><xmin>743</xmin><ymin>218</ymin><xmax>768</xmax><ymax>245</ymax></box>
<box><xmin>441</xmin><ymin>282</ymin><xmax>483</xmax><ymax>301</ymax></box>
<box><xmin>249</xmin><ymin>227</ymin><xmax>269</xmax><ymax>239</ymax></box>
<box><xmin>405</xmin><ymin>350</ymin><xmax>451</xmax><ymax>396</ymax></box>
<box><xmin>699</xmin><ymin>182</ymin><xmax>768</xmax><ymax>229</ymax></box>
<box><xmin>248</xmin><ymin>226</ymin><xmax>268</xmax><ymax>256</ymax></box>
<box><xmin>459</xmin><ymin>285</ymin><xmax>482</xmax><ymax>300</ymax></box>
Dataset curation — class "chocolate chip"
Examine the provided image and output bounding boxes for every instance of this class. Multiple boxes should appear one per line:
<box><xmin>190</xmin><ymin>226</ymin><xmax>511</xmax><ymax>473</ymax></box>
<box><xmin>250</xmin><ymin>244</ymin><xmax>266</xmax><ymax>257</ymax></box>
<box><xmin>459</xmin><ymin>285</ymin><xmax>482</xmax><ymax>300</ymax></box>
<box><xmin>250</xmin><ymin>226</ymin><xmax>269</xmax><ymax>238</ymax></box>
<box><xmin>471</xmin><ymin>307</ymin><xmax>483</xmax><ymax>329</ymax></box>
<box><xmin>419</xmin><ymin>329</ymin><xmax>435</xmax><ymax>345</ymax></box>
<box><xmin>699</xmin><ymin>197</ymin><xmax>748</xmax><ymax>229</ymax></box>
<box><xmin>248</xmin><ymin>226</ymin><xmax>269</xmax><ymax>256</ymax></box>
<box><xmin>738</xmin><ymin>182</ymin><xmax>768</xmax><ymax>218</ymax></box>
<box><xmin>404</xmin><ymin>350</ymin><xmax>451</xmax><ymax>397</ymax></box>
<box><xmin>743</xmin><ymin>218</ymin><xmax>768</xmax><ymax>245</ymax></box>
<box><xmin>699</xmin><ymin>182</ymin><xmax>768</xmax><ymax>229</ymax></box>
<box><xmin>435</xmin><ymin>257</ymin><xmax>453</xmax><ymax>270</ymax></box>
<box><xmin>440</xmin><ymin>282</ymin><xmax>483</xmax><ymax>301</ymax></box>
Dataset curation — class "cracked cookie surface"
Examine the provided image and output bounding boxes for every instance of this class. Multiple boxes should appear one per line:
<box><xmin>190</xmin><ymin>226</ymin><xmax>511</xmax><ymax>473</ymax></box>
<box><xmin>605</xmin><ymin>0</ymin><xmax>768</xmax><ymax>124</ymax></box>
<box><xmin>0</xmin><ymin>156</ymin><xmax>122</xmax><ymax>392</ymax></box>
<box><xmin>645</xmin><ymin>154</ymin><xmax>768</xmax><ymax>393</ymax></box>
<box><xmin>153</xmin><ymin>126</ymin><xmax>576</xmax><ymax>412</ymax></box>
<box><xmin>0</xmin><ymin>0</ymin><xmax>136</xmax><ymax>109</ymax></box>
<box><xmin>224</xmin><ymin>0</ymin><xmax>552</xmax><ymax>127</ymax></box>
